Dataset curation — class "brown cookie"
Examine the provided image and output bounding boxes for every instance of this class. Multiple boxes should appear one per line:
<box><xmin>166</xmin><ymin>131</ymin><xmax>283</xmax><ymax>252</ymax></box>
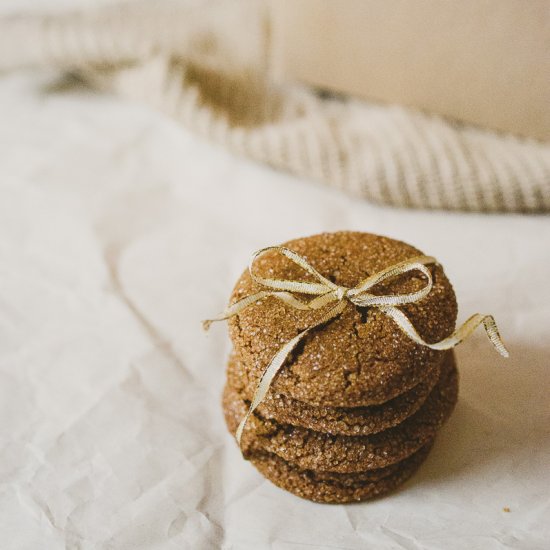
<box><xmin>228</xmin><ymin>232</ymin><xmax>457</xmax><ymax>407</ymax></box>
<box><xmin>227</xmin><ymin>351</ymin><xmax>450</xmax><ymax>436</ymax></box>
<box><xmin>222</xmin><ymin>351</ymin><xmax>458</xmax><ymax>473</ymax></box>
<box><xmin>248</xmin><ymin>441</ymin><xmax>434</xmax><ymax>504</ymax></box>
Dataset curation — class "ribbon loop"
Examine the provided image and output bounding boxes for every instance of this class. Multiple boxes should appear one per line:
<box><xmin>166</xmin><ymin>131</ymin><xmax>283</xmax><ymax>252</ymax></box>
<box><xmin>204</xmin><ymin>246</ymin><xmax>508</xmax><ymax>449</ymax></box>
<box><xmin>249</xmin><ymin>246</ymin><xmax>339</xmax><ymax>296</ymax></box>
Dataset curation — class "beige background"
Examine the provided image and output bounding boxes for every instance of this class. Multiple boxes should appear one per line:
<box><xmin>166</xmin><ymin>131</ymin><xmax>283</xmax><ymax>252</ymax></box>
<box><xmin>1</xmin><ymin>0</ymin><xmax>549</xmax><ymax>213</ymax></box>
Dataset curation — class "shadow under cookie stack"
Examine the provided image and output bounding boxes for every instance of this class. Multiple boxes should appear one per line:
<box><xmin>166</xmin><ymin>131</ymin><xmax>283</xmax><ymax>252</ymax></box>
<box><xmin>219</xmin><ymin>232</ymin><xmax>462</xmax><ymax>503</ymax></box>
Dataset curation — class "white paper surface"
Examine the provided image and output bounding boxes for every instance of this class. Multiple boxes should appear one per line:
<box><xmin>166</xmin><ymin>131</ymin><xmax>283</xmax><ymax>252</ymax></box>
<box><xmin>0</xmin><ymin>71</ymin><xmax>549</xmax><ymax>550</ymax></box>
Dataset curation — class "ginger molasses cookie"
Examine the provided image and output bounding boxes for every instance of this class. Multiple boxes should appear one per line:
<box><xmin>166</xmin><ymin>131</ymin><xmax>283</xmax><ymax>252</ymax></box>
<box><xmin>226</xmin><ymin>351</ymin><xmax>450</xmax><ymax>436</ymax></box>
<box><xmin>248</xmin><ymin>441</ymin><xmax>434</xmax><ymax>504</ymax></box>
<box><xmin>223</xmin><ymin>351</ymin><xmax>458</xmax><ymax>473</ymax></box>
<box><xmin>228</xmin><ymin>231</ymin><xmax>457</xmax><ymax>407</ymax></box>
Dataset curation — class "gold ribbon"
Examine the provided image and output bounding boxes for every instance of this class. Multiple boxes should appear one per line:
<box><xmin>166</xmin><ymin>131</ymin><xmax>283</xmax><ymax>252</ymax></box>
<box><xmin>204</xmin><ymin>246</ymin><xmax>508</xmax><ymax>447</ymax></box>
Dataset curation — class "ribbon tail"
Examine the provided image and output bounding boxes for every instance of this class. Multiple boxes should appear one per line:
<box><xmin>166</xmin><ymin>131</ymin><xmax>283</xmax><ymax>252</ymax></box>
<box><xmin>235</xmin><ymin>300</ymin><xmax>347</xmax><ymax>448</ymax></box>
<box><xmin>202</xmin><ymin>291</ymin><xmax>273</xmax><ymax>330</ymax></box>
<box><xmin>235</xmin><ymin>329</ymin><xmax>307</xmax><ymax>446</ymax></box>
<box><xmin>382</xmin><ymin>308</ymin><xmax>509</xmax><ymax>358</ymax></box>
<box><xmin>204</xmin><ymin>290</ymin><xmax>338</xmax><ymax>330</ymax></box>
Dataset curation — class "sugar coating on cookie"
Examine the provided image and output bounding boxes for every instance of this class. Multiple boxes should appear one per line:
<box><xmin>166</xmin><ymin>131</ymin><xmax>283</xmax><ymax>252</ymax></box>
<box><xmin>228</xmin><ymin>231</ymin><xmax>457</xmax><ymax>407</ymax></box>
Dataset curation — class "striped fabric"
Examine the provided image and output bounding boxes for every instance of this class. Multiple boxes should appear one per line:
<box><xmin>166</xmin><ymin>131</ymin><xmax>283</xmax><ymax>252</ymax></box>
<box><xmin>1</xmin><ymin>0</ymin><xmax>549</xmax><ymax>212</ymax></box>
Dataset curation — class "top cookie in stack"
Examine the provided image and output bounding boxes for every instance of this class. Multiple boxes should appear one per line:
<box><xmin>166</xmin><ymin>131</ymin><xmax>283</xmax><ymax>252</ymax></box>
<box><xmin>228</xmin><ymin>232</ymin><xmax>457</xmax><ymax>407</ymax></box>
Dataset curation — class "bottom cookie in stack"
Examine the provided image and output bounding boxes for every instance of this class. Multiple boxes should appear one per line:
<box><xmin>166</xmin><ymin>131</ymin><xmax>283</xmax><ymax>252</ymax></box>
<box><xmin>246</xmin><ymin>442</ymin><xmax>434</xmax><ymax>504</ymax></box>
<box><xmin>222</xmin><ymin>352</ymin><xmax>458</xmax><ymax>503</ymax></box>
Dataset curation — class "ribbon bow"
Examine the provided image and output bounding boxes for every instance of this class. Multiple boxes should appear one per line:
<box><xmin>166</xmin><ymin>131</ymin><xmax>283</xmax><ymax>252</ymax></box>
<box><xmin>204</xmin><ymin>246</ymin><xmax>508</xmax><ymax>447</ymax></box>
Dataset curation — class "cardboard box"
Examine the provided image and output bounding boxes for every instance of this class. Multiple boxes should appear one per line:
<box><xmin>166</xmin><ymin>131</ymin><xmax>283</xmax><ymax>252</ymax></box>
<box><xmin>271</xmin><ymin>0</ymin><xmax>550</xmax><ymax>141</ymax></box>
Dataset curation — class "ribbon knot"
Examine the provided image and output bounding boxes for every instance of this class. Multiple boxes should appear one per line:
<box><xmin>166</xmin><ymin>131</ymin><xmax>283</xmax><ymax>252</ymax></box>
<box><xmin>205</xmin><ymin>246</ymin><xmax>508</xmax><ymax>448</ymax></box>
<box><xmin>335</xmin><ymin>287</ymin><xmax>347</xmax><ymax>301</ymax></box>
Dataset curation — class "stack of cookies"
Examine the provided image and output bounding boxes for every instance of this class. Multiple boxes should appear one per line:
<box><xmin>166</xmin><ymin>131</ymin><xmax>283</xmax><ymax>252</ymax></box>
<box><xmin>221</xmin><ymin>232</ymin><xmax>459</xmax><ymax>503</ymax></box>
